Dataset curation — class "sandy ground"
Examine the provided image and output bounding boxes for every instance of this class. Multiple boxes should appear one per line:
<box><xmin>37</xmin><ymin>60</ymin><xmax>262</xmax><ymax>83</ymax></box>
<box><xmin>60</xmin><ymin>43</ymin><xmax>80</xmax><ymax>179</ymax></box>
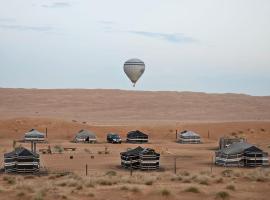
<box><xmin>0</xmin><ymin>89</ymin><xmax>270</xmax><ymax>200</ymax></box>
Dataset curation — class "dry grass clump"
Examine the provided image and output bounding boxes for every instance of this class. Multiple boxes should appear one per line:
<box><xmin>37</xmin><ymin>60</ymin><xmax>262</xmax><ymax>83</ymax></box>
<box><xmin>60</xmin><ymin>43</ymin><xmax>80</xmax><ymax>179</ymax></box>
<box><xmin>194</xmin><ymin>175</ymin><xmax>210</xmax><ymax>185</ymax></box>
<box><xmin>160</xmin><ymin>188</ymin><xmax>171</xmax><ymax>196</ymax></box>
<box><xmin>105</xmin><ymin>170</ymin><xmax>117</xmax><ymax>176</ymax></box>
<box><xmin>214</xmin><ymin>177</ymin><xmax>224</xmax><ymax>184</ymax></box>
<box><xmin>184</xmin><ymin>186</ymin><xmax>200</xmax><ymax>193</ymax></box>
<box><xmin>170</xmin><ymin>176</ymin><xmax>183</xmax><ymax>182</ymax></box>
<box><xmin>3</xmin><ymin>176</ymin><xmax>16</xmax><ymax>185</ymax></box>
<box><xmin>179</xmin><ymin>171</ymin><xmax>190</xmax><ymax>176</ymax></box>
<box><xmin>131</xmin><ymin>187</ymin><xmax>140</xmax><ymax>193</ymax></box>
<box><xmin>145</xmin><ymin>180</ymin><xmax>153</xmax><ymax>185</ymax></box>
<box><xmin>244</xmin><ymin>169</ymin><xmax>270</xmax><ymax>182</ymax></box>
<box><xmin>97</xmin><ymin>179</ymin><xmax>117</xmax><ymax>186</ymax></box>
<box><xmin>16</xmin><ymin>191</ymin><xmax>25</xmax><ymax>197</ymax></box>
<box><xmin>34</xmin><ymin>189</ymin><xmax>47</xmax><ymax>200</ymax></box>
<box><xmin>16</xmin><ymin>183</ymin><xmax>35</xmax><ymax>193</ymax></box>
<box><xmin>53</xmin><ymin>145</ymin><xmax>64</xmax><ymax>153</ymax></box>
<box><xmin>226</xmin><ymin>185</ymin><xmax>235</xmax><ymax>191</ymax></box>
<box><xmin>215</xmin><ymin>191</ymin><xmax>230</xmax><ymax>199</ymax></box>
<box><xmin>221</xmin><ymin>169</ymin><xmax>234</xmax><ymax>177</ymax></box>
<box><xmin>120</xmin><ymin>186</ymin><xmax>129</xmax><ymax>191</ymax></box>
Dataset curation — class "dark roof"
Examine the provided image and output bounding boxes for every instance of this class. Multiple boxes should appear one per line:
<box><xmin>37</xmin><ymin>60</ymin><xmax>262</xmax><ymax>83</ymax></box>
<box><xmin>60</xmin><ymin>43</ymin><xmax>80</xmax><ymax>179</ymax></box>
<box><xmin>127</xmin><ymin>130</ymin><xmax>148</xmax><ymax>138</ymax></box>
<box><xmin>75</xmin><ymin>129</ymin><xmax>96</xmax><ymax>139</ymax></box>
<box><xmin>25</xmin><ymin>129</ymin><xmax>45</xmax><ymax>138</ymax></box>
<box><xmin>121</xmin><ymin>146</ymin><xmax>159</xmax><ymax>156</ymax></box>
<box><xmin>218</xmin><ymin>142</ymin><xmax>262</xmax><ymax>154</ymax></box>
<box><xmin>4</xmin><ymin>147</ymin><xmax>39</xmax><ymax>158</ymax></box>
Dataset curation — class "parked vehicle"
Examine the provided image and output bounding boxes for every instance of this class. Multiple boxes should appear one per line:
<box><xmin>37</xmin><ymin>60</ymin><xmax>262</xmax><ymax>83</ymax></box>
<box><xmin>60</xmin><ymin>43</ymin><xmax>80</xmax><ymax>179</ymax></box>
<box><xmin>107</xmin><ymin>133</ymin><xmax>122</xmax><ymax>144</ymax></box>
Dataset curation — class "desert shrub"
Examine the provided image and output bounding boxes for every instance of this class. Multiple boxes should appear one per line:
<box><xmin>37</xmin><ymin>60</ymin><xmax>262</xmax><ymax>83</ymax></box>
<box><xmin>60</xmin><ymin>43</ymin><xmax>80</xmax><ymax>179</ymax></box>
<box><xmin>98</xmin><ymin>179</ymin><xmax>114</xmax><ymax>186</ymax></box>
<box><xmin>131</xmin><ymin>187</ymin><xmax>140</xmax><ymax>193</ymax></box>
<box><xmin>88</xmin><ymin>193</ymin><xmax>95</xmax><ymax>197</ymax></box>
<box><xmin>182</xmin><ymin>178</ymin><xmax>191</xmax><ymax>183</ymax></box>
<box><xmin>221</xmin><ymin>169</ymin><xmax>234</xmax><ymax>177</ymax></box>
<box><xmin>24</xmin><ymin>175</ymin><xmax>35</xmax><ymax>179</ymax></box>
<box><xmin>106</xmin><ymin>170</ymin><xmax>117</xmax><ymax>176</ymax></box>
<box><xmin>3</xmin><ymin>176</ymin><xmax>16</xmax><ymax>185</ymax></box>
<box><xmin>199</xmin><ymin>180</ymin><xmax>209</xmax><ymax>185</ymax></box>
<box><xmin>184</xmin><ymin>186</ymin><xmax>200</xmax><ymax>193</ymax></box>
<box><xmin>76</xmin><ymin>185</ymin><xmax>83</xmax><ymax>190</ymax></box>
<box><xmin>17</xmin><ymin>192</ymin><xmax>25</xmax><ymax>197</ymax></box>
<box><xmin>216</xmin><ymin>191</ymin><xmax>230</xmax><ymax>199</ymax></box>
<box><xmin>34</xmin><ymin>190</ymin><xmax>46</xmax><ymax>200</ymax></box>
<box><xmin>161</xmin><ymin>189</ymin><xmax>171</xmax><ymax>196</ymax></box>
<box><xmin>145</xmin><ymin>180</ymin><xmax>153</xmax><ymax>185</ymax></box>
<box><xmin>261</xmin><ymin>128</ymin><xmax>265</xmax><ymax>132</ymax></box>
<box><xmin>215</xmin><ymin>177</ymin><xmax>224</xmax><ymax>184</ymax></box>
<box><xmin>53</xmin><ymin>145</ymin><xmax>64</xmax><ymax>153</ymax></box>
<box><xmin>62</xmin><ymin>195</ymin><xmax>68</xmax><ymax>199</ymax></box>
<box><xmin>226</xmin><ymin>185</ymin><xmax>235</xmax><ymax>191</ymax></box>
<box><xmin>85</xmin><ymin>181</ymin><xmax>95</xmax><ymax>188</ymax></box>
<box><xmin>171</xmin><ymin>176</ymin><xmax>183</xmax><ymax>181</ymax></box>
<box><xmin>180</xmin><ymin>171</ymin><xmax>190</xmax><ymax>176</ymax></box>
<box><xmin>120</xmin><ymin>186</ymin><xmax>129</xmax><ymax>191</ymax></box>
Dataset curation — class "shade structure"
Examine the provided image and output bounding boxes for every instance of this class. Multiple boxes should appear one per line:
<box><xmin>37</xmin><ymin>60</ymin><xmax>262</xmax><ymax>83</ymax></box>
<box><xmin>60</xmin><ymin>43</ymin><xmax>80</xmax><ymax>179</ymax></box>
<box><xmin>126</xmin><ymin>130</ymin><xmax>148</xmax><ymax>143</ymax></box>
<box><xmin>74</xmin><ymin>129</ymin><xmax>97</xmax><ymax>143</ymax></box>
<box><xmin>219</xmin><ymin>136</ymin><xmax>246</xmax><ymax>149</ymax></box>
<box><xmin>24</xmin><ymin>129</ymin><xmax>45</xmax><ymax>142</ymax></box>
<box><xmin>120</xmin><ymin>146</ymin><xmax>160</xmax><ymax>170</ymax></box>
<box><xmin>4</xmin><ymin>147</ymin><xmax>40</xmax><ymax>173</ymax></box>
<box><xmin>215</xmin><ymin>142</ymin><xmax>269</xmax><ymax>167</ymax></box>
<box><xmin>123</xmin><ymin>58</ymin><xmax>145</xmax><ymax>87</ymax></box>
<box><xmin>177</xmin><ymin>130</ymin><xmax>201</xmax><ymax>144</ymax></box>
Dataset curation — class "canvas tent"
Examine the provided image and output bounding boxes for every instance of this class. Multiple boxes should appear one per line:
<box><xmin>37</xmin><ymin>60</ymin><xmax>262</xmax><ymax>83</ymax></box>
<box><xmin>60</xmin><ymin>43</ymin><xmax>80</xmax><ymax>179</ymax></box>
<box><xmin>120</xmin><ymin>146</ymin><xmax>160</xmax><ymax>170</ymax></box>
<box><xmin>126</xmin><ymin>130</ymin><xmax>148</xmax><ymax>143</ymax></box>
<box><xmin>215</xmin><ymin>142</ymin><xmax>269</xmax><ymax>167</ymax></box>
<box><xmin>4</xmin><ymin>147</ymin><xmax>40</xmax><ymax>173</ymax></box>
<box><xmin>74</xmin><ymin>129</ymin><xmax>97</xmax><ymax>143</ymax></box>
<box><xmin>177</xmin><ymin>130</ymin><xmax>201</xmax><ymax>144</ymax></box>
<box><xmin>219</xmin><ymin>136</ymin><xmax>246</xmax><ymax>149</ymax></box>
<box><xmin>24</xmin><ymin>129</ymin><xmax>45</xmax><ymax>142</ymax></box>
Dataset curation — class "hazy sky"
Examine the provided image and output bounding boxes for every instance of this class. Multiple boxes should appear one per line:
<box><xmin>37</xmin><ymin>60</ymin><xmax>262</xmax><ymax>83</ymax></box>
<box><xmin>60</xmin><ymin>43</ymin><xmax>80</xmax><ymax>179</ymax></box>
<box><xmin>0</xmin><ymin>0</ymin><xmax>270</xmax><ymax>95</ymax></box>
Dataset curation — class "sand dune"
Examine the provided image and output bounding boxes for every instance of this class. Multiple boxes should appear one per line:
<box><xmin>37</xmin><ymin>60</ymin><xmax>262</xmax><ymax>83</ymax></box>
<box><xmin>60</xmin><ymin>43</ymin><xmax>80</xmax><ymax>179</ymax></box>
<box><xmin>0</xmin><ymin>88</ymin><xmax>270</xmax><ymax>122</ymax></box>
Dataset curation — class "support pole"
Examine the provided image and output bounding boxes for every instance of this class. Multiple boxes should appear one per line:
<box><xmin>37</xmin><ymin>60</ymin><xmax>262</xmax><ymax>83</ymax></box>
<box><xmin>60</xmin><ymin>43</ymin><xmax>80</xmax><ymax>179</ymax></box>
<box><xmin>46</xmin><ymin>128</ymin><xmax>48</xmax><ymax>138</ymax></box>
<box><xmin>175</xmin><ymin>130</ymin><xmax>178</xmax><ymax>141</ymax></box>
<box><xmin>85</xmin><ymin>164</ymin><xmax>88</xmax><ymax>176</ymax></box>
<box><xmin>174</xmin><ymin>157</ymin><xmax>177</xmax><ymax>174</ymax></box>
<box><xmin>31</xmin><ymin>141</ymin><xmax>33</xmax><ymax>152</ymax></box>
<box><xmin>130</xmin><ymin>157</ymin><xmax>133</xmax><ymax>176</ymax></box>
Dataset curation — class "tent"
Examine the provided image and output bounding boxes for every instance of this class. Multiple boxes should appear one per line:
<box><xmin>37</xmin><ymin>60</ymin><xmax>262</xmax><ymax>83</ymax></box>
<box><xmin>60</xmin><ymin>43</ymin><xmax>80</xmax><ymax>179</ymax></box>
<box><xmin>215</xmin><ymin>142</ymin><xmax>269</xmax><ymax>167</ymax></box>
<box><xmin>24</xmin><ymin>129</ymin><xmax>45</xmax><ymax>142</ymax></box>
<box><xmin>4</xmin><ymin>147</ymin><xmax>40</xmax><ymax>173</ymax></box>
<box><xmin>177</xmin><ymin>130</ymin><xmax>201</xmax><ymax>144</ymax></box>
<box><xmin>74</xmin><ymin>129</ymin><xmax>97</xmax><ymax>143</ymax></box>
<box><xmin>120</xmin><ymin>146</ymin><xmax>160</xmax><ymax>170</ymax></box>
<box><xmin>126</xmin><ymin>130</ymin><xmax>148</xmax><ymax>143</ymax></box>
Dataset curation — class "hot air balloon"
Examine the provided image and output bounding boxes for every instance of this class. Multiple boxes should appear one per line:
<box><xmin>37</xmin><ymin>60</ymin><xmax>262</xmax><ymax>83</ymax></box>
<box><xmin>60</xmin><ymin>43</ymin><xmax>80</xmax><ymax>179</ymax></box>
<box><xmin>123</xmin><ymin>58</ymin><xmax>145</xmax><ymax>87</ymax></box>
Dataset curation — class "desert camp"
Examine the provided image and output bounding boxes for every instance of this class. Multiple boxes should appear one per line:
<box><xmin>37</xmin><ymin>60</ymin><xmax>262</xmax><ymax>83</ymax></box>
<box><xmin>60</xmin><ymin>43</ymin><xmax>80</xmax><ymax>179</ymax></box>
<box><xmin>4</xmin><ymin>147</ymin><xmax>40</xmax><ymax>173</ymax></box>
<box><xmin>73</xmin><ymin>129</ymin><xmax>97</xmax><ymax>143</ymax></box>
<box><xmin>24</xmin><ymin>129</ymin><xmax>45</xmax><ymax>142</ymax></box>
<box><xmin>120</xmin><ymin>146</ymin><xmax>160</xmax><ymax>170</ymax></box>
<box><xmin>177</xmin><ymin>130</ymin><xmax>201</xmax><ymax>144</ymax></box>
<box><xmin>215</xmin><ymin>142</ymin><xmax>269</xmax><ymax>167</ymax></box>
<box><xmin>126</xmin><ymin>130</ymin><xmax>149</xmax><ymax>143</ymax></box>
<box><xmin>1</xmin><ymin>1</ymin><xmax>270</xmax><ymax>199</ymax></box>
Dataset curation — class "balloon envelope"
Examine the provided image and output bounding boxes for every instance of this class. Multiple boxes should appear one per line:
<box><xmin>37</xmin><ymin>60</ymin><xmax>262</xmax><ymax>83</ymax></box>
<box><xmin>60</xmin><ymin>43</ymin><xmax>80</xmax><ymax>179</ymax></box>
<box><xmin>123</xmin><ymin>58</ymin><xmax>145</xmax><ymax>86</ymax></box>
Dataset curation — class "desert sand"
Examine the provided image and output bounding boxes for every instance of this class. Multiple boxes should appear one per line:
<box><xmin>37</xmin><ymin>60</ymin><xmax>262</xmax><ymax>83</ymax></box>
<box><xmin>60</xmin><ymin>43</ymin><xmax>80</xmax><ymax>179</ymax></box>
<box><xmin>0</xmin><ymin>88</ymin><xmax>269</xmax><ymax>200</ymax></box>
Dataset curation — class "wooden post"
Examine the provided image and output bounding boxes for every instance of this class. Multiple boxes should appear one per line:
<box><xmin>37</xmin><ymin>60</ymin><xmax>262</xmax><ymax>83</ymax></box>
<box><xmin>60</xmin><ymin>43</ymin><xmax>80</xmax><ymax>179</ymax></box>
<box><xmin>85</xmin><ymin>164</ymin><xmax>88</xmax><ymax>176</ymax></box>
<box><xmin>46</xmin><ymin>128</ymin><xmax>48</xmax><ymax>138</ymax></box>
<box><xmin>210</xmin><ymin>156</ymin><xmax>213</xmax><ymax>173</ymax></box>
<box><xmin>175</xmin><ymin>130</ymin><xmax>178</xmax><ymax>141</ymax></box>
<box><xmin>174</xmin><ymin>157</ymin><xmax>177</xmax><ymax>174</ymax></box>
<box><xmin>130</xmin><ymin>158</ymin><xmax>133</xmax><ymax>176</ymax></box>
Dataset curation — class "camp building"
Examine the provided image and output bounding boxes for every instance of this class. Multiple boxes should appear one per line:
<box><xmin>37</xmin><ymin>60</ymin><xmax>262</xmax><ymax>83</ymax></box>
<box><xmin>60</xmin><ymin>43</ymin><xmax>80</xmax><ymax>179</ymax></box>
<box><xmin>215</xmin><ymin>142</ymin><xmax>269</xmax><ymax>167</ymax></box>
<box><xmin>120</xmin><ymin>146</ymin><xmax>160</xmax><ymax>170</ymax></box>
<box><xmin>74</xmin><ymin>129</ymin><xmax>97</xmax><ymax>143</ymax></box>
<box><xmin>24</xmin><ymin>129</ymin><xmax>45</xmax><ymax>142</ymax></box>
<box><xmin>177</xmin><ymin>130</ymin><xmax>201</xmax><ymax>144</ymax></box>
<box><xmin>126</xmin><ymin>130</ymin><xmax>148</xmax><ymax>143</ymax></box>
<box><xmin>4</xmin><ymin>147</ymin><xmax>40</xmax><ymax>173</ymax></box>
